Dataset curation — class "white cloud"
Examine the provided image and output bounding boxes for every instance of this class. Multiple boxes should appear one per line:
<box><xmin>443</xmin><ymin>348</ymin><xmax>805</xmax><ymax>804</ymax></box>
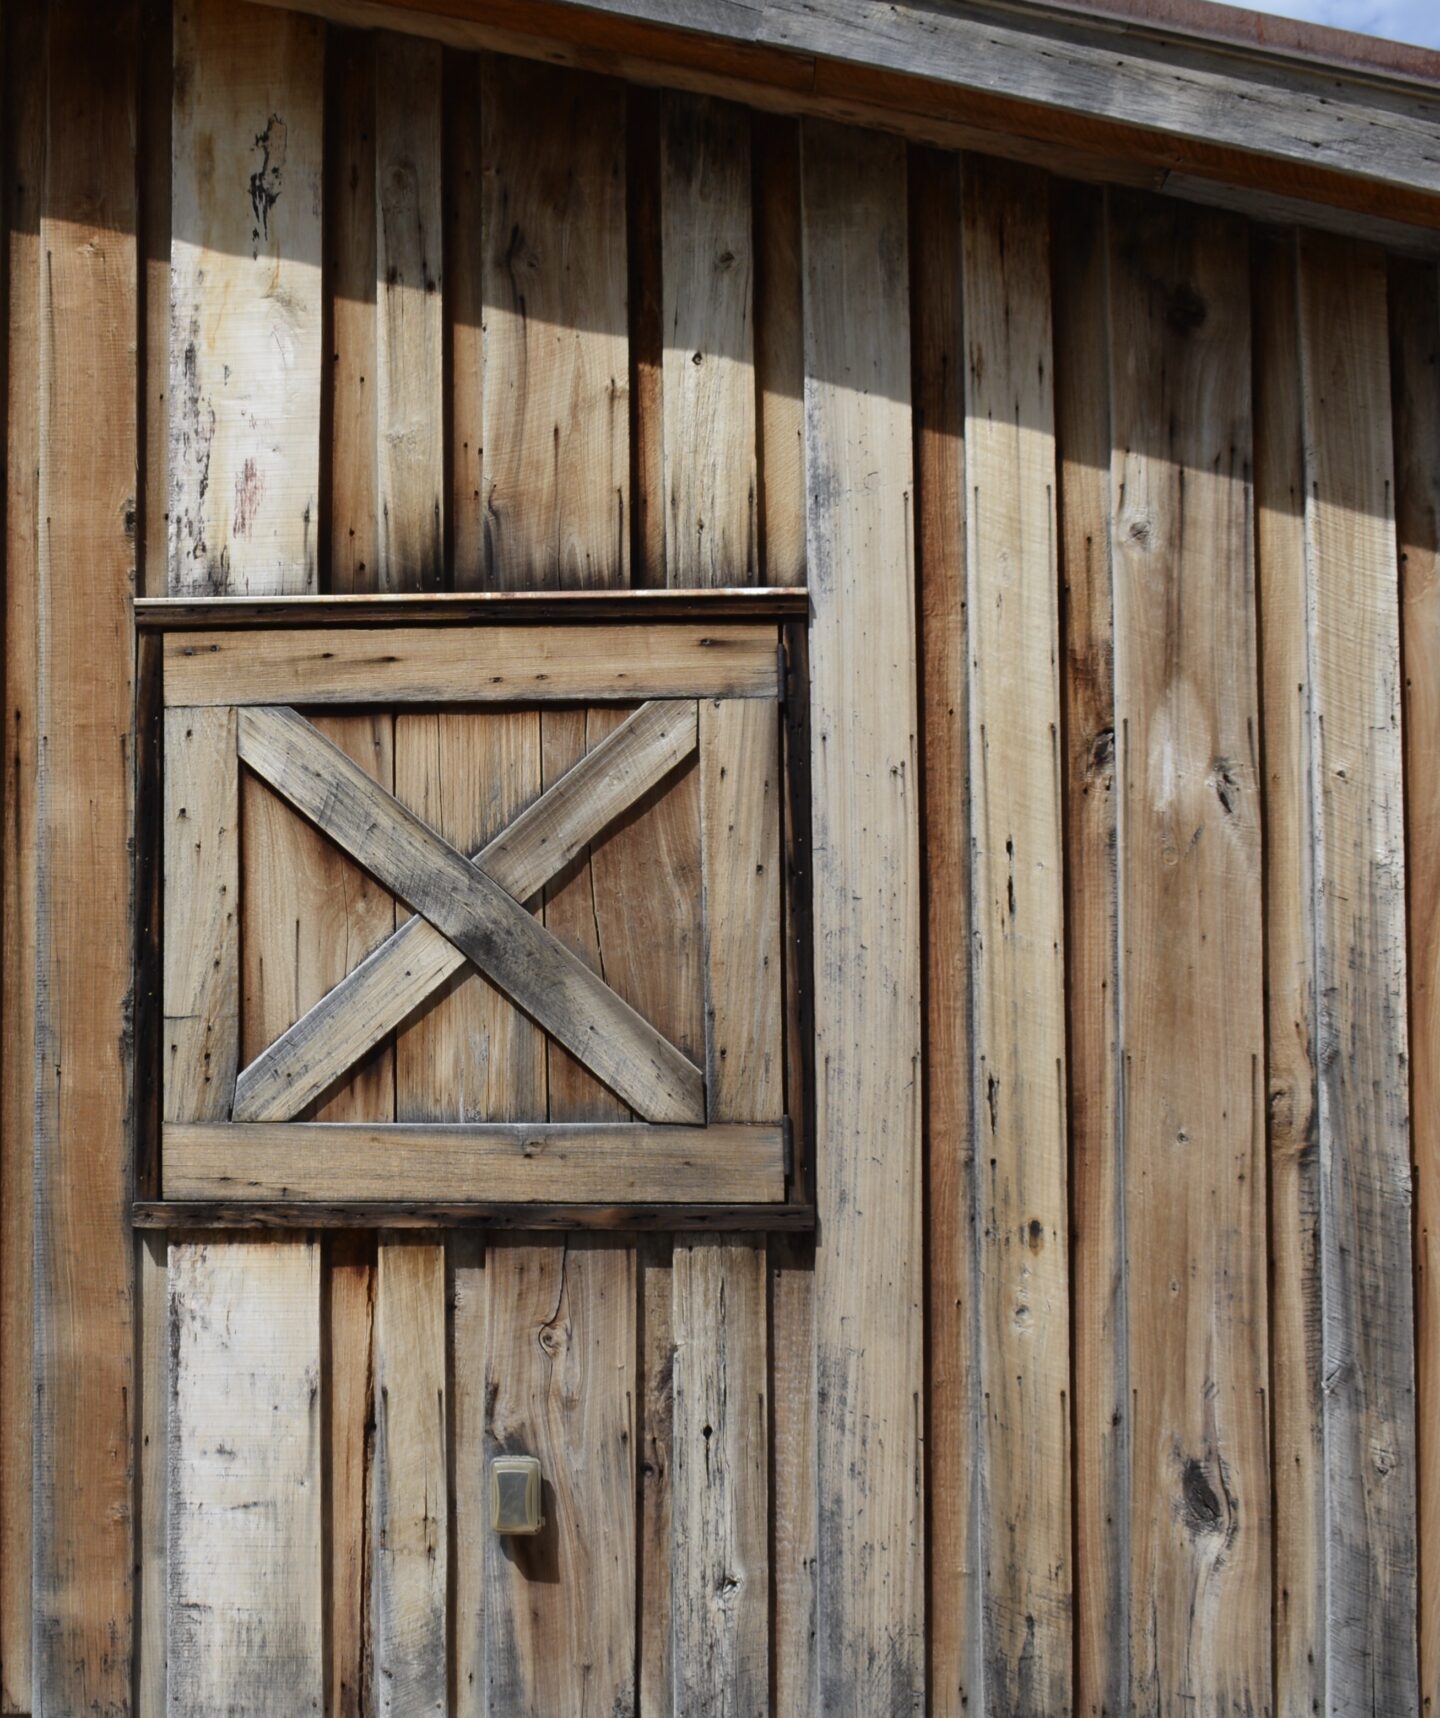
<box><xmin>1228</xmin><ymin>0</ymin><xmax>1440</xmax><ymax>49</ymax></box>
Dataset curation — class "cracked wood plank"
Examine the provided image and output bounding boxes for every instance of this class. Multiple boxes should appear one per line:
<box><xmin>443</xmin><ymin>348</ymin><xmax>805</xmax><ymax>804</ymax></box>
<box><xmin>963</xmin><ymin>154</ymin><xmax>1070</xmax><ymax>1713</ymax></box>
<box><xmin>802</xmin><ymin>119</ymin><xmax>924</xmax><ymax>1716</ymax></box>
<box><xmin>169</xmin><ymin>0</ymin><xmax>323</xmax><ymax>592</ymax></box>
<box><xmin>1110</xmin><ymin>190</ymin><xmax>1269</xmax><ymax>1715</ymax></box>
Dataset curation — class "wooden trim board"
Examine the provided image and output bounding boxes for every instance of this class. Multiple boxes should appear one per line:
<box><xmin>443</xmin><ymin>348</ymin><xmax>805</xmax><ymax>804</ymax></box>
<box><xmin>161</xmin><ymin>1121</ymin><xmax>787</xmax><ymax>1203</ymax></box>
<box><xmin>162</xmin><ymin>623</ymin><xmax>781</xmax><ymax>703</ymax></box>
<box><xmin>134</xmin><ymin>1200</ymin><xmax>815</xmax><ymax>1231</ymax></box>
<box><xmin>136</xmin><ymin>587</ymin><xmax>809</xmax><ymax>627</ymax></box>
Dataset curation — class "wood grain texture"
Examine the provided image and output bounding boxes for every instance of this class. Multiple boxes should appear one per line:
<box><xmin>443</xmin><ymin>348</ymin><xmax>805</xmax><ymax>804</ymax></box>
<box><xmin>802</xmin><ymin>118</ymin><xmax>924</xmax><ymax>1716</ymax></box>
<box><xmin>1109</xmin><ymin>190</ymin><xmax>1269</xmax><ymax>1716</ymax></box>
<box><xmin>163</xmin><ymin>622</ymin><xmax>780</xmax><ymax>703</ymax></box>
<box><xmin>638</xmin><ymin>1234</ymin><xmax>675</xmax><ymax>1717</ymax></box>
<box><xmin>371</xmin><ymin>1237</ymin><xmax>447</xmax><ymax>1714</ymax></box>
<box><xmin>754</xmin><ymin>112</ymin><xmax>804</xmax><ymax>589</ymax></box>
<box><xmin>480</xmin><ymin>58</ymin><xmax>629</xmax><ymax>588</ymax></box>
<box><xmin>139</xmin><ymin>1232</ymin><xmax>171</xmax><ymax>1718</ymax></box>
<box><xmin>447</xmin><ymin>46</ymin><xmax>485</xmax><ymax>584</ymax></box>
<box><xmin>236</xmin><ymin>698</ymin><xmax>695</xmax><ymax>1121</ymax></box>
<box><xmin>451</xmin><ymin>1232</ymin><xmax>485</xmax><ymax>1718</ymax></box>
<box><xmin>139</xmin><ymin>586</ymin><xmax>808</xmax><ymax>625</ymax></box>
<box><xmin>1297</xmin><ymin>230</ymin><xmax>1417</xmax><ymax>1717</ymax></box>
<box><xmin>376</xmin><ymin>31</ymin><xmax>443</xmax><ymax>590</ymax></box>
<box><xmin>33</xmin><ymin>7</ymin><xmax>139</xmax><ymax>1707</ymax></box>
<box><xmin>1391</xmin><ymin>253</ymin><xmax>1440</xmax><ymax>1718</ymax></box>
<box><xmin>910</xmin><ymin>141</ymin><xmax>974</xmax><ymax>1718</ymax></box>
<box><xmin>482</xmin><ymin>1238</ymin><xmax>637</xmax><ymax>1715</ymax></box>
<box><xmin>167</xmin><ymin>1239</ymin><xmax>323</xmax><ymax>1715</ymax></box>
<box><xmin>671</xmin><ymin>1239</ymin><xmax>770</xmax><ymax>1715</ymax></box>
<box><xmin>0</xmin><ymin>4</ymin><xmax>43</xmax><ymax>1699</ymax></box>
<box><xmin>140</xmin><ymin>1200</ymin><xmax>816</xmax><ymax>1231</ymax></box>
<box><xmin>163</xmin><ymin>707</ymin><xmax>239</xmax><ymax>1121</ymax></box>
<box><xmin>661</xmin><ymin>93</ymin><xmax>756</xmax><ymax>585</ymax></box>
<box><xmin>169</xmin><ymin>0</ymin><xmax>324</xmax><ymax>592</ymax></box>
<box><xmin>962</xmin><ymin>155</ymin><xmax>1070</xmax><ymax>1714</ymax></box>
<box><xmin>237</xmin><ymin>705</ymin><xmax>706</xmax><ymax>1122</ymax></box>
<box><xmin>1254</xmin><ymin>227</ymin><xmax>1324</xmax><ymax>1718</ymax></box>
<box><xmin>1052</xmin><ymin>179</ymin><xmax>1122</xmax><ymax>1718</ymax></box>
<box><xmin>325</xmin><ymin>1232</ymin><xmax>376</xmax><ymax>1718</ymax></box>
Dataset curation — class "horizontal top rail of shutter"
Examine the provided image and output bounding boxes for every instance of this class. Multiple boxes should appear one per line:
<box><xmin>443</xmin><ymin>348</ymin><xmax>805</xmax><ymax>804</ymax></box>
<box><xmin>162</xmin><ymin>623</ymin><xmax>782</xmax><ymax>705</ymax></box>
<box><xmin>135</xmin><ymin>586</ymin><xmax>809</xmax><ymax>629</ymax></box>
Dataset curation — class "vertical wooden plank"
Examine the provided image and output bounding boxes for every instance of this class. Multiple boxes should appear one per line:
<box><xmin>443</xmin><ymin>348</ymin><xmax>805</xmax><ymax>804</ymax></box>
<box><xmin>1298</xmin><ymin>231</ymin><xmax>1416</xmax><ymax>1717</ymax></box>
<box><xmin>163</xmin><ymin>707</ymin><xmax>238</xmax><ymax>1123</ymax></box>
<box><xmin>962</xmin><ymin>155</ymin><xmax>1070</xmax><ymax>1714</ymax></box>
<box><xmin>369</xmin><ymin>38</ymin><xmax>448</xmax><ymax>1708</ymax></box>
<box><xmin>628</xmin><ymin>85</ymin><xmax>664</xmax><ymax>591</ymax></box>
<box><xmin>1255</xmin><ymin>227</ymin><xmax>1323</xmax><ymax>1718</ymax></box>
<box><xmin>140</xmin><ymin>0</ymin><xmax>172</xmax><ymax>597</ymax></box>
<box><xmin>638</xmin><ymin>1236</ymin><xmax>675</xmax><ymax>1718</ymax></box>
<box><xmin>0</xmin><ymin>3</ymin><xmax>43</xmax><ymax>1701</ymax></box>
<box><xmin>911</xmin><ymin>142</ymin><xmax>975</xmax><ymax>1718</ymax></box>
<box><xmin>1053</xmin><ymin>179</ymin><xmax>1123</xmax><ymax>1718</ymax></box>
<box><xmin>371</xmin><ymin>1238</ymin><xmax>447</xmax><ymax>1716</ymax></box>
<box><xmin>169</xmin><ymin>0</ymin><xmax>323</xmax><ymax>593</ymax></box>
<box><xmin>325</xmin><ymin>26</ymin><xmax>378</xmax><ymax>594</ymax></box>
<box><xmin>754</xmin><ymin>113</ymin><xmax>805</xmax><ymax>590</ymax></box>
<box><xmin>1109</xmin><ymin>191</ymin><xmax>1269</xmax><ymax>1715</ymax></box>
<box><xmin>660</xmin><ymin>93</ymin><xmax>756</xmax><ymax>586</ymax></box>
<box><xmin>1392</xmin><ymin>253</ymin><xmax>1440</xmax><ymax>1718</ymax></box>
<box><xmin>447</xmin><ymin>47</ymin><xmax>485</xmax><ymax>586</ymax></box>
<box><xmin>670</xmin><ymin>697</ymin><xmax>779</xmax><ymax>1713</ymax></box>
<box><xmin>326</xmin><ymin>1233</ymin><xmax>375</xmax><ymax>1718</ymax></box>
<box><xmin>375</xmin><ymin>31</ymin><xmax>443</xmax><ymax>591</ymax></box>
<box><xmin>393</xmin><ymin>710</ymin><xmax>544</xmax><ymax>1713</ymax></box>
<box><xmin>138</xmin><ymin>1233</ymin><xmax>170</xmax><ymax>1718</ymax></box>
<box><xmin>801</xmin><ymin>119</ymin><xmax>924</xmax><ymax>1716</ymax></box>
<box><xmin>167</xmin><ymin>1239</ymin><xmax>323</xmax><ymax>1716</ymax></box>
<box><xmin>480</xmin><ymin>57</ymin><xmax>628</xmax><ymax>589</ymax></box>
<box><xmin>33</xmin><ymin>5</ymin><xmax>139</xmax><ymax>1710</ymax></box>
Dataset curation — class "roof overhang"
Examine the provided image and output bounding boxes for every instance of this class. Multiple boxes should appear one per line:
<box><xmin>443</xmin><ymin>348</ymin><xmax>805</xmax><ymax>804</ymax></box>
<box><xmin>253</xmin><ymin>0</ymin><xmax>1440</xmax><ymax>250</ymax></box>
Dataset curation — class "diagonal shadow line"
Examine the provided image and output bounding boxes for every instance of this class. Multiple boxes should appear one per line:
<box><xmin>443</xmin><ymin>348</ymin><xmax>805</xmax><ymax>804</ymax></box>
<box><xmin>231</xmin><ymin>699</ymin><xmax>702</xmax><ymax>1124</ymax></box>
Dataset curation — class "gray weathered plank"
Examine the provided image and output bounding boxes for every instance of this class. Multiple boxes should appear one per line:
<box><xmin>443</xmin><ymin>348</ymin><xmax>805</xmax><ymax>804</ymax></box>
<box><xmin>162</xmin><ymin>622</ymin><xmax>779</xmax><ymax>704</ymax></box>
<box><xmin>1297</xmin><ymin>230</ymin><xmax>1417</xmax><ymax>1717</ymax></box>
<box><xmin>169</xmin><ymin>0</ymin><xmax>324</xmax><ymax>593</ymax></box>
<box><xmin>801</xmin><ymin>117</ymin><xmax>924</xmax><ymax>1715</ymax></box>
<box><xmin>236</xmin><ymin>702</ymin><xmax>704</xmax><ymax>1122</ymax></box>
<box><xmin>164</xmin><ymin>1121</ymin><xmax>787</xmax><ymax>1202</ymax></box>
<box><xmin>167</xmin><ymin>1239</ymin><xmax>323</xmax><ymax>1716</ymax></box>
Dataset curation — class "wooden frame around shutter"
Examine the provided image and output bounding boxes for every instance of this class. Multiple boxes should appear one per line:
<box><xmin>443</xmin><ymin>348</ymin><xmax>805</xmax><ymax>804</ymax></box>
<box><xmin>142</xmin><ymin>598</ymin><xmax>812</xmax><ymax>1229</ymax></box>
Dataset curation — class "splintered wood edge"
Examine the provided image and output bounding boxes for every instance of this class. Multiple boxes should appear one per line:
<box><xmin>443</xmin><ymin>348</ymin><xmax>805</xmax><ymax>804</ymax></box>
<box><xmin>136</xmin><ymin>588</ymin><xmax>809</xmax><ymax>628</ymax></box>
<box><xmin>132</xmin><ymin>1201</ymin><xmax>816</xmax><ymax>1231</ymax></box>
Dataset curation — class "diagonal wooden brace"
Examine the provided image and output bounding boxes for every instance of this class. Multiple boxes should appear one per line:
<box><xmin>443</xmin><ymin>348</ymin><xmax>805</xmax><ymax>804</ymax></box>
<box><xmin>236</xmin><ymin>704</ymin><xmax>705</xmax><ymax>1125</ymax></box>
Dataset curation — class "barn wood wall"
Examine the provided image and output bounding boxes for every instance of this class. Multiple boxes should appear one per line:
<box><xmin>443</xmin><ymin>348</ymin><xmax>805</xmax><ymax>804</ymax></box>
<box><xmin>1</xmin><ymin>0</ymin><xmax>1438</xmax><ymax>1712</ymax></box>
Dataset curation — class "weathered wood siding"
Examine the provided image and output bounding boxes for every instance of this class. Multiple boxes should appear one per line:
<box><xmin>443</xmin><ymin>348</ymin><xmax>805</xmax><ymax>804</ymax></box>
<box><xmin>2</xmin><ymin>0</ymin><xmax>1437</xmax><ymax>1712</ymax></box>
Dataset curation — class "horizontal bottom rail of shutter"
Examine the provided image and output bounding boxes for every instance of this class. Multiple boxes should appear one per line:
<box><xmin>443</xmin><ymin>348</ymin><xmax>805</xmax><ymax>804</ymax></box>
<box><xmin>132</xmin><ymin>1199</ymin><xmax>816</xmax><ymax>1232</ymax></box>
<box><xmin>159</xmin><ymin>1120</ymin><xmax>787</xmax><ymax>1204</ymax></box>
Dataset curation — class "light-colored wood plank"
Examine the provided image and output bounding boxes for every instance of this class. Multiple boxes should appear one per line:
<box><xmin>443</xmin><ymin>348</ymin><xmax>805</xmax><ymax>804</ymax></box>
<box><xmin>164</xmin><ymin>621</ymin><xmax>779</xmax><ymax>703</ymax></box>
<box><xmin>481</xmin><ymin>57</ymin><xmax>628</xmax><ymax>588</ymax></box>
<box><xmin>163</xmin><ymin>706</ymin><xmax>239</xmax><ymax>1121</ymax></box>
<box><xmin>1391</xmin><ymin>252</ymin><xmax>1440</xmax><ymax>1718</ymax></box>
<box><xmin>672</xmin><ymin>1239</ymin><xmax>770</xmax><ymax>1715</ymax></box>
<box><xmin>452</xmin><ymin>1233</ymin><xmax>486</xmax><ymax>1718</ymax></box>
<box><xmin>483</xmin><ymin>1238</ymin><xmax>637</xmax><ymax>1714</ymax></box>
<box><xmin>1109</xmin><ymin>190</ymin><xmax>1269</xmax><ymax>1714</ymax></box>
<box><xmin>638</xmin><ymin>1235</ymin><xmax>675</xmax><ymax>1718</ymax></box>
<box><xmin>165</xmin><ymin>1122</ymin><xmax>787</xmax><ymax>1202</ymax></box>
<box><xmin>699</xmin><ymin>698</ymin><xmax>782</xmax><ymax>1120</ymax></box>
<box><xmin>371</xmin><ymin>1237</ymin><xmax>447</xmax><ymax>1714</ymax></box>
<box><xmin>139</xmin><ymin>1232</ymin><xmax>170</xmax><ymax>1718</ymax></box>
<box><xmin>754</xmin><ymin>112</ymin><xmax>804</xmax><ymax>589</ymax></box>
<box><xmin>237</xmin><ymin>704</ymin><xmax>706</xmax><ymax>1122</ymax></box>
<box><xmin>169</xmin><ymin>0</ymin><xmax>324</xmax><ymax>592</ymax></box>
<box><xmin>1052</xmin><ymin>178</ymin><xmax>1122</xmax><ymax>1718</ymax></box>
<box><xmin>661</xmin><ymin>93</ymin><xmax>756</xmax><ymax>585</ymax></box>
<box><xmin>0</xmin><ymin>3</ymin><xmax>44</xmax><ymax>1698</ymax></box>
<box><xmin>1254</xmin><ymin>228</ymin><xmax>1323</xmax><ymax>1718</ymax></box>
<box><xmin>376</xmin><ymin>31</ymin><xmax>443</xmax><ymax>590</ymax></box>
<box><xmin>236</xmin><ymin>698</ymin><xmax>696</xmax><ymax>1121</ymax></box>
<box><xmin>140</xmin><ymin>0</ymin><xmax>173</xmax><ymax>598</ymax></box>
<box><xmin>631</xmin><ymin>85</ymin><xmax>666</xmax><ymax>591</ymax></box>
<box><xmin>33</xmin><ymin>7</ymin><xmax>139</xmax><ymax>1706</ymax></box>
<box><xmin>167</xmin><ymin>1238</ymin><xmax>323</xmax><ymax>1715</ymax></box>
<box><xmin>962</xmin><ymin>154</ymin><xmax>1070</xmax><ymax>1712</ymax></box>
<box><xmin>911</xmin><ymin>142</ymin><xmax>974</xmax><ymax>1718</ymax></box>
<box><xmin>326</xmin><ymin>26</ymin><xmax>379</xmax><ymax>594</ymax></box>
<box><xmin>801</xmin><ymin>118</ymin><xmax>924</xmax><ymax>1714</ymax></box>
<box><xmin>325</xmin><ymin>1232</ymin><xmax>375</xmax><ymax>1718</ymax></box>
<box><xmin>447</xmin><ymin>46</ymin><xmax>485</xmax><ymax>585</ymax></box>
<box><xmin>1297</xmin><ymin>230</ymin><xmax>1417</xmax><ymax>1715</ymax></box>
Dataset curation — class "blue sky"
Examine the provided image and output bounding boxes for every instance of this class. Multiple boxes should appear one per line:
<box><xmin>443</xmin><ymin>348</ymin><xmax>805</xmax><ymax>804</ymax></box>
<box><xmin>1232</xmin><ymin>0</ymin><xmax>1440</xmax><ymax>48</ymax></box>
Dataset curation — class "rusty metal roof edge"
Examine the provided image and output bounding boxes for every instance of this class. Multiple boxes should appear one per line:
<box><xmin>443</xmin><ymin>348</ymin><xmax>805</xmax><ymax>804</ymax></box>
<box><xmin>1010</xmin><ymin>0</ymin><xmax>1440</xmax><ymax>91</ymax></box>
